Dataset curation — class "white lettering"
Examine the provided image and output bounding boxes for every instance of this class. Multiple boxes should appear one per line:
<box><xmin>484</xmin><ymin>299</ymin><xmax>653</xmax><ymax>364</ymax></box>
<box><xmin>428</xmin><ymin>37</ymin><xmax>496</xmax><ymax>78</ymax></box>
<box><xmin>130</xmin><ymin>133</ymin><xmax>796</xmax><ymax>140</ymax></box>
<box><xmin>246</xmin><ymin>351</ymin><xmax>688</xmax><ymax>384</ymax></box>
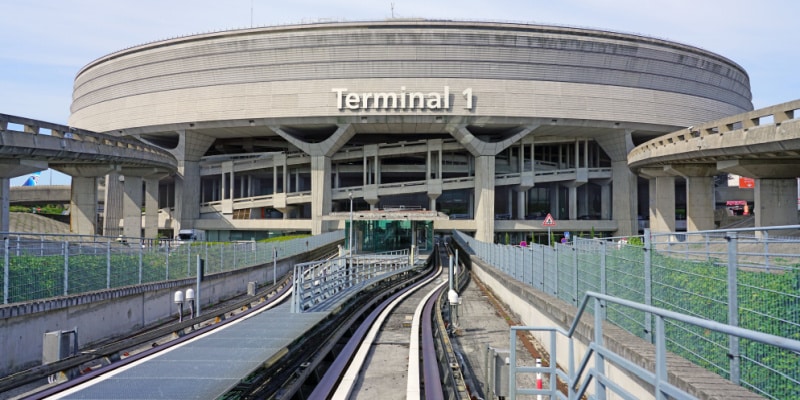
<box><xmin>345</xmin><ymin>93</ymin><xmax>360</xmax><ymax>110</ymax></box>
<box><xmin>374</xmin><ymin>92</ymin><xmax>397</xmax><ymax>109</ymax></box>
<box><xmin>332</xmin><ymin>86</ymin><xmax>471</xmax><ymax>111</ymax></box>
<box><xmin>332</xmin><ymin>88</ymin><xmax>347</xmax><ymax>109</ymax></box>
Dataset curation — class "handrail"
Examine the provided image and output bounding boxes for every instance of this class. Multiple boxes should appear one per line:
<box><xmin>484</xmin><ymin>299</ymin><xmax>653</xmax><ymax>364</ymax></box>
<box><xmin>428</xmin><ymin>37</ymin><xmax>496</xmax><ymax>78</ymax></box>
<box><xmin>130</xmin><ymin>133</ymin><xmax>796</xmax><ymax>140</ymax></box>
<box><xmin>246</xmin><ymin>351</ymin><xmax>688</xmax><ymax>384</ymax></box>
<box><xmin>510</xmin><ymin>291</ymin><xmax>800</xmax><ymax>399</ymax></box>
<box><xmin>572</xmin><ymin>292</ymin><xmax>800</xmax><ymax>352</ymax></box>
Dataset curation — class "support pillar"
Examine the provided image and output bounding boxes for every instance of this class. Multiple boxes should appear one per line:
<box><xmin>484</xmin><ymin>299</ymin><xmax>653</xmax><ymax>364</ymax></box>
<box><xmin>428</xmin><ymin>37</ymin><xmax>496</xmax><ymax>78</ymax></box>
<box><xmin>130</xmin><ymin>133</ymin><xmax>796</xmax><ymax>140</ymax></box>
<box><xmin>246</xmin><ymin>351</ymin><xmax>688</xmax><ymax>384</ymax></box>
<box><xmin>0</xmin><ymin>161</ymin><xmax>47</xmax><ymax>233</ymax></box>
<box><xmin>600</xmin><ymin>182</ymin><xmax>611</xmax><ymax>220</ymax></box>
<box><xmin>755</xmin><ymin>178</ymin><xmax>798</xmax><ymax>227</ymax></box>
<box><xmin>174</xmin><ymin>160</ymin><xmax>201</xmax><ymax>235</ymax></box>
<box><xmin>144</xmin><ymin>177</ymin><xmax>160</xmax><ymax>239</ymax></box>
<box><xmin>612</xmin><ymin>160</ymin><xmax>639</xmax><ymax>236</ymax></box>
<box><xmin>310</xmin><ymin>155</ymin><xmax>332</xmax><ymax>234</ymax></box>
<box><xmin>664</xmin><ymin>164</ymin><xmax>716</xmax><ymax>232</ymax></box>
<box><xmin>474</xmin><ymin>155</ymin><xmax>495</xmax><ymax>242</ymax></box>
<box><xmin>121</xmin><ymin>175</ymin><xmax>143</xmax><ymax>239</ymax></box>
<box><xmin>0</xmin><ymin>178</ymin><xmax>9</xmax><ymax>233</ymax></box>
<box><xmin>71</xmin><ymin>177</ymin><xmax>99</xmax><ymax>235</ymax></box>
<box><xmin>648</xmin><ymin>175</ymin><xmax>676</xmax><ymax>234</ymax></box>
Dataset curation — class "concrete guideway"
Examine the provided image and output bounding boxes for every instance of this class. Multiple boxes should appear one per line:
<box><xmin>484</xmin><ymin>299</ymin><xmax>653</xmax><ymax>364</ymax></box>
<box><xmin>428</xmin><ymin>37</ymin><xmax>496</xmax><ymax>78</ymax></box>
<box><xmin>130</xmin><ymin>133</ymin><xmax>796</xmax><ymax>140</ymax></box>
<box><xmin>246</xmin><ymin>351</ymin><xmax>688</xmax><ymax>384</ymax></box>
<box><xmin>0</xmin><ymin>114</ymin><xmax>178</xmax><ymax>235</ymax></box>
<box><xmin>628</xmin><ymin>100</ymin><xmax>800</xmax><ymax>231</ymax></box>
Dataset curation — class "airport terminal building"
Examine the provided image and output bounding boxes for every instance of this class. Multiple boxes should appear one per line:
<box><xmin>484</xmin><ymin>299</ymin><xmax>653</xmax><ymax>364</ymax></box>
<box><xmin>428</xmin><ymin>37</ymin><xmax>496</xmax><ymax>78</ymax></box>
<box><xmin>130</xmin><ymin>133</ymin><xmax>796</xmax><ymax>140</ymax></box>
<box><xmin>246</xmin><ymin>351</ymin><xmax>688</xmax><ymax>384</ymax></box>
<box><xmin>68</xmin><ymin>20</ymin><xmax>753</xmax><ymax>243</ymax></box>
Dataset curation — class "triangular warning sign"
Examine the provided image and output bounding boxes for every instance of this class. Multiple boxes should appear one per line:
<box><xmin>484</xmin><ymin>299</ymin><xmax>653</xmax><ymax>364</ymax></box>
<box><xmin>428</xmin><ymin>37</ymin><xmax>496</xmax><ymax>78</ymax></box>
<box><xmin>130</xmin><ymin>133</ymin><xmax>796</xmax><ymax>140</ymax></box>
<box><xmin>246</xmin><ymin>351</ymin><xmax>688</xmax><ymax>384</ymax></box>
<box><xmin>542</xmin><ymin>213</ymin><xmax>557</xmax><ymax>227</ymax></box>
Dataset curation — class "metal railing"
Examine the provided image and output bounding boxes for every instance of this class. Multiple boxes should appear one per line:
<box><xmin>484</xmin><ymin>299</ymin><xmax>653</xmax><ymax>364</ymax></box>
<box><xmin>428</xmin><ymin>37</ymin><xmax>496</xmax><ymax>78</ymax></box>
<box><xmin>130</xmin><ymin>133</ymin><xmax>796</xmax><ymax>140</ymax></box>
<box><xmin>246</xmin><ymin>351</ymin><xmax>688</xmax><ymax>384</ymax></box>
<box><xmin>509</xmin><ymin>292</ymin><xmax>800</xmax><ymax>400</ymax></box>
<box><xmin>2</xmin><ymin>231</ymin><xmax>343</xmax><ymax>305</ymax></box>
<box><xmin>453</xmin><ymin>226</ymin><xmax>800</xmax><ymax>399</ymax></box>
<box><xmin>291</xmin><ymin>249</ymin><xmax>411</xmax><ymax>313</ymax></box>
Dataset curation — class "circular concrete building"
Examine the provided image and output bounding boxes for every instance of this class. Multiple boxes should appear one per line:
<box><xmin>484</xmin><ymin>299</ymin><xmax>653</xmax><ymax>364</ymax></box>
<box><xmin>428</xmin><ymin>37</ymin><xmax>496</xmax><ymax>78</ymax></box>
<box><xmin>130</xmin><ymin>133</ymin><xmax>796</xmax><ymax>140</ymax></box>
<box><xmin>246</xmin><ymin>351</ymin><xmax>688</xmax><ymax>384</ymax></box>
<box><xmin>69</xmin><ymin>20</ymin><xmax>752</xmax><ymax>242</ymax></box>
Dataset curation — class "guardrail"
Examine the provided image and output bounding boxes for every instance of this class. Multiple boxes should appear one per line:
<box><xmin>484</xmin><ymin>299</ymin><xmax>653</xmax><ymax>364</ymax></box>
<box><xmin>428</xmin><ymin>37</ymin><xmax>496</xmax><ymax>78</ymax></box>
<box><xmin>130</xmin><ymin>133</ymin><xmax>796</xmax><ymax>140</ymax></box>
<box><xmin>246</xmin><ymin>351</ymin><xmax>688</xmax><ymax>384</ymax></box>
<box><xmin>628</xmin><ymin>99</ymin><xmax>800</xmax><ymax>166</ymax></box>
<box><xmin>2</xmin><ymin>231</ymin><xmax>343</xmax><ymax>305</ymax></box>
<box><xmin>509</xmin><ymin>292</ymin><xmax>800</xmax><ymax>400</ymax></box>
<box><xmin>0</xmin><ymin>114</ymin><xmax>176</xmax><ymax>168</ymax></box>
<box><xmin>452</xmin><ymin>226</ymin><xmax>800</xmax><ymax>399</ymax></box>
<box><xmin>291</xmin><ymin>249</ymin><xmax>411</xmax><ymax>313</ymax></box>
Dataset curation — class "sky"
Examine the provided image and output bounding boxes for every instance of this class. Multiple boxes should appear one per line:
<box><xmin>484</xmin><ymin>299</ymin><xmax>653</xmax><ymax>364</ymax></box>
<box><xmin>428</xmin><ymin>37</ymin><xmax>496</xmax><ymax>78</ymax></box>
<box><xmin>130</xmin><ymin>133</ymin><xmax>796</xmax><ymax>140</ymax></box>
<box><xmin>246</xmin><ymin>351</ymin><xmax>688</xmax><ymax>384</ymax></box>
<box><xmin>1</xmin><ymin>0</ymin><xmax>798</xmax><ymax>185</ymax></box>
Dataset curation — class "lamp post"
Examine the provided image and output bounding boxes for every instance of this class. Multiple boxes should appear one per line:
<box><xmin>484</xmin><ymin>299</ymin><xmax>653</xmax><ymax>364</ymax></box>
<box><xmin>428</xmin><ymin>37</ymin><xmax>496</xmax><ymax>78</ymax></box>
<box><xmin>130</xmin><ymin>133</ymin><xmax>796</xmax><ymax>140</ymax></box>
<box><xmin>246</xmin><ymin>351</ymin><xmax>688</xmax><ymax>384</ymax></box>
<box><xmin>348</xmin><ymin>191</ymin><xmax>354</xmax><ymax>256</ymax></box>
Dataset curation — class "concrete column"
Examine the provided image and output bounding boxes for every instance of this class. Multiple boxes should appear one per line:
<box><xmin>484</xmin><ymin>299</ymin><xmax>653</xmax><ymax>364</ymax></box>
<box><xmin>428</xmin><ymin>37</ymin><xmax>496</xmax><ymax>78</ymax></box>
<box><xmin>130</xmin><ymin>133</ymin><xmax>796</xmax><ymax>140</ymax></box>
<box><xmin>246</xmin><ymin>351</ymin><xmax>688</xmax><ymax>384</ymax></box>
<box><xmin>0</xmin><ymin>178</ymin><xmax>9</xmax><ymax>233</ymax></box>
<box><xmin>174</xmin><ymin>160</ymin><xmax>201</xmax><ymax>235</ymax></box>
<box><xmin>517</xmin><ymin>190</ymin><xmax>526</xmax><ymax>220</ymax></box>
<box><xmin>0</xmin><ymin>161</ymin><xmax>48</xmax><ymax>233</ymax></box>
<box><xmin>685</xmin><ymin>176</ymin><xmax>715</xmax><ymax>232</ymax></box>
<box><xmin>121</xmin><ymin>175</ymin><xmax>143</xmax><ymax>238</ymax></box>
<box><xmin>600</xmin><ymin>183</ymin><xmax>611</xmax><ymax>220</ymax></box>
<box><xmin>144</xmin><ymin>177</ymin><xmax>160</xmax><ymax>238</ymax></box>
<box><xmin>648</xmin><ymin>175</ymin><xmax>676</xmax><ymax>234</ymax></box>
<box><xmin>612</xmin><ymin>160</ymin><xmax>639</xmax><ymax>236</ymax></box>
<box><xmin>71</xmin><ymin>177</ymin><xmax>98</xmax><ymax>235</ymax></box>
<box><xmin>664</xmin><ymin>165</ymin><xmax>716</xmax><ymax>233</ymax></box>
<box><xmin>104</xmin><ymin>172</ymin><xmax>124</xmax><ymax>237</ymax></box>
<box><xmin>474</xmin><ymin>155</ymin><xmax>495</xmax><ymax>242</ymax></box>
<box><xmin>755</xmin><ymin>178</ymin><xmax>799</xmax><ymax>227</ymax></box>
<box><xmin>569</xmin><ymin>186</ymin><xmax>577</xmax><ymax>220</ymax></box>
<box><xmin>310</xmin><ymin>155</ymin><xmax>332</xmax><ymax>234</ymax></box>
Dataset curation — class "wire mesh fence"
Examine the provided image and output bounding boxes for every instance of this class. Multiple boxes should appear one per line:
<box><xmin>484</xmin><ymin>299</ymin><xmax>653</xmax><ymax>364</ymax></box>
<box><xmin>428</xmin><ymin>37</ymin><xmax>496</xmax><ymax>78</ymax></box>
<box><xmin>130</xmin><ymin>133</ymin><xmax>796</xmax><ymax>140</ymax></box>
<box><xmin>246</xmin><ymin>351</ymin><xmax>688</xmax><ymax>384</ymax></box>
<box><xmin>453</xmin><ymin>226</ymin><xmax>800</xmax><ymax>400</ymax></box>
<box><xmin>2</xmin><ymin>231</ymin><xmax>343</xmax><ymax>305</ymax></box>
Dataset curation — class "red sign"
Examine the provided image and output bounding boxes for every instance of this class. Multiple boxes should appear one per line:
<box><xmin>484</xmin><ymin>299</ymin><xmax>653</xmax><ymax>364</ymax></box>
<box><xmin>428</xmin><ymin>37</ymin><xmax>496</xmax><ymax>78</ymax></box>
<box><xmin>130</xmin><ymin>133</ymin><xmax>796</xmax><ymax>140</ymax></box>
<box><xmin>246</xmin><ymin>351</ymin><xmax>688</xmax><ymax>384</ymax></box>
<box><xmin>739</xmin><ymin>177</ymin><xmax>755</xmax><ymax>189</ymax></box>
<box><xmin>542</xmin><ymin>213</ymin><xmax>557</xmax><ymax>227</ymax></box>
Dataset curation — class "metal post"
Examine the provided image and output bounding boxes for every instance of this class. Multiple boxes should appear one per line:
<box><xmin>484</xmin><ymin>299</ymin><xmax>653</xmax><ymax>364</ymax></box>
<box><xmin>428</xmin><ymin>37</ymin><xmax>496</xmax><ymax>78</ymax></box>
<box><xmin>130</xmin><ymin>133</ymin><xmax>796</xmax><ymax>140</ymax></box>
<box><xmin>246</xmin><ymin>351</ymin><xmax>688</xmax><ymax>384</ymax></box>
<box><xmin>727</xmin><ymin>231</ymin><xmax>740</xmax><ymax>384</ymax></box>
<box><xmin>138</xmin><ymin>244</ymin><xmax>143</xmax><ymax>284</ymax></box>
<box><xmin>349</xmin><ymin>191</ymin><xmax>354</xmax><ymax>255</ymax></box>
<box><xmin>644</xmin><ymin>228</ymin><xmax>653</xmax><ymax>343</ymax></box>
<box><xmin>63</xmin><ymin>241</ymin><xmax>69</xmax><ymax>296</ymax></box>
<box><xmin>196</xmin><ymin>254</ymin><xmax>202</xmax><ymax>317</ymax></box>
<box><xmin>273</xmin><ymin>246</ymin><xmax>277</xmax><ymax>285</ymax></box>
<box><xmin>3</xmin><ymin>238</ymin><xmax>9</xmax><ymax>304</ymax></box>
<box><xmin>449</xmin><ymin>254</ymin><xmax>454</xmax><ymax>291</ymax></box>
<box><xmin>106</xmin><ymin>240</ymin><xmax>111</xmax><ymax>289</ymax></box>
<box><xmin>572</xmin><ymin>246</ymin><xmax>578</xmax><ymax>306</ymax></box>
<box><xmin>594</xmin><ymin>297</ymin><xmax>607</xmax><ymax>400</ymax></box>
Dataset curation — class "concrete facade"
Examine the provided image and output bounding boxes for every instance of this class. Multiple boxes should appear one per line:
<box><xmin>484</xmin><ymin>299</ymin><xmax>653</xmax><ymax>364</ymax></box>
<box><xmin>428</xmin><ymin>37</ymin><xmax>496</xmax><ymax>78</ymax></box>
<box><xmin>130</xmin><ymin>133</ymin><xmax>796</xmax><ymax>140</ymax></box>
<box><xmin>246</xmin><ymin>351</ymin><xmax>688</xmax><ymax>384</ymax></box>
<box><xmin>67</xmin><ymin>20</ymin><xmax>753</xmax><ymax>241</ymax></box>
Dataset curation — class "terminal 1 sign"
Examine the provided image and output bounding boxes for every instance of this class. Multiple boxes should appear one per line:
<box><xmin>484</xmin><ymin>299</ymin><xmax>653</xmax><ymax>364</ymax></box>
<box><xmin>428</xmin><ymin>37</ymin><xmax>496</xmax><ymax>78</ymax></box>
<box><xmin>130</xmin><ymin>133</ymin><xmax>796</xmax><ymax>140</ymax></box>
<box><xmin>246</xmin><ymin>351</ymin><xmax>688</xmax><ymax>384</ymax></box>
<box><xmin>332</xmin><ymin>86</ymin><xmax>474</xmax><ymax>111</ymax></box>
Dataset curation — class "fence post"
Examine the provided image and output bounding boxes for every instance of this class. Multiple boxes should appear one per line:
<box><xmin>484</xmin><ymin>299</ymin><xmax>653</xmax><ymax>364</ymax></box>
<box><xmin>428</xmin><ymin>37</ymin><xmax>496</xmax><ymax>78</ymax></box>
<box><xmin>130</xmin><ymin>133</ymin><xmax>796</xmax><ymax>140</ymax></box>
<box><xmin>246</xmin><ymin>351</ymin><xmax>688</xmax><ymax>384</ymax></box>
<box><xmin>106</xmin><ymin>240</ymin><xmax>111</xmax><ymax>289</ymax></box>
<box><xmin>63</xmin><ymin>241</ymin><xmax>69</xmax><ymax>296</ymax></box>
<box><xmin>644</xmin><ymin>228</ymin><xmax>653</xmax><ymax>343</ymax></box>
<box><xmin>600</xmin><ymin>241</ymin><xmax>607</xmax><ymax>296</ymax></box>
<box><xmin>727</xmin><ymin>231</ymin><xmax>740</xmax><ymax>385</ymax></box>
<box><xmin>763</xmin><ymin>230</ymin><xmax>770</xmax><ymax>271</ymax></box>
<box><xmin>594</xmin><ymin>296</ymin><xmax>607</xmax><ymax>400</ymax></box>
<box><xmin>572</xmin><ymin>245</ymin><xmax>578</xmax><ymax>307</ymax></box>
<box><xmin>138</xmin><ymin>242</ymin><xmax>143</xmax><ymax>284</ymax></box>
<box><xmin>3</xmin><ymin>238</ymin><xmax>9</xmax><ymax>304</ymax></box>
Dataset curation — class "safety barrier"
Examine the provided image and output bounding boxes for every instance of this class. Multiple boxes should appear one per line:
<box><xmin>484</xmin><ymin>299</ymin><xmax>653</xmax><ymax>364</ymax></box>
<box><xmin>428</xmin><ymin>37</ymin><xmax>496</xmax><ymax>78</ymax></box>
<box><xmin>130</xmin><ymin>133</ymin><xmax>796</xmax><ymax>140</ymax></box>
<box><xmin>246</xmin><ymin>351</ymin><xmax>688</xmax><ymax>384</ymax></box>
<box><xmin>453</xmin><ymin>226</ymin><xmax>800</xmax><ymax>399</ymax></box>
<box><xmin>291</xmin><ymin>249</ymin><xmax>411</xmax><ymax>313</ymax></box>
<box><xmin>509</xmin><ymin>292</ymin><xmax>800</xmax><ymax>400</ymax></box>
<box><xmin>2</xmin><ymin>231</ymin><xmax>344</xmax><ymax>304</ymax></box>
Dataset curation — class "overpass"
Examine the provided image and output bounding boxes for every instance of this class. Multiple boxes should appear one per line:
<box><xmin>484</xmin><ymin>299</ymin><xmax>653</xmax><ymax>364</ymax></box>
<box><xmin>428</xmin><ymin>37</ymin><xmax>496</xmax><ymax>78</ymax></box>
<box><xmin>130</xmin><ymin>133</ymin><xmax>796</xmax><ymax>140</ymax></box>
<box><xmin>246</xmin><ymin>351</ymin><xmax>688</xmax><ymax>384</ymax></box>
<box><xmin>0</xmin><ymin>114</ymin><xmax>177</xmax><ymax>238</ymax></box>
<box><xmin>628</xmin><ymin>100</ymin><xmax>800</xmax><ymax>233</ymax></box>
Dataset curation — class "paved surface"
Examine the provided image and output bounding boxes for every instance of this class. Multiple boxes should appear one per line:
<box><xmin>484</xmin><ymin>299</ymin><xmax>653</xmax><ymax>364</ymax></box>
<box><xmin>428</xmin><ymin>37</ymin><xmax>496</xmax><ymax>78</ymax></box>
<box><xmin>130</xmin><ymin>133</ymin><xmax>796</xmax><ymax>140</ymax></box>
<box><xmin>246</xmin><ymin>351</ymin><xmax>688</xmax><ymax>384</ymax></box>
<box><xmin>47</xmin><ymin>303</ymin><xmax>327</xmax><ymax>400</ymax></box>
<box><xmin>454</xmin><ymin>275</ymin><xmax>541</xmax><ymax>399</ymax></box>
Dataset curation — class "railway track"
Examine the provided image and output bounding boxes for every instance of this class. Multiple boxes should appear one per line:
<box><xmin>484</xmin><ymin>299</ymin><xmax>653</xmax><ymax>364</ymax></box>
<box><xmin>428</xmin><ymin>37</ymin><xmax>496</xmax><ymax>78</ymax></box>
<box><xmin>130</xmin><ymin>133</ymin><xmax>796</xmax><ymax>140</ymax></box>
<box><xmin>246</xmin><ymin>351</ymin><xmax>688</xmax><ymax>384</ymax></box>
<box><xmin>3</xmin><ymin>244</ymin><xmax>476</xmax><ymax>399</ymax></box>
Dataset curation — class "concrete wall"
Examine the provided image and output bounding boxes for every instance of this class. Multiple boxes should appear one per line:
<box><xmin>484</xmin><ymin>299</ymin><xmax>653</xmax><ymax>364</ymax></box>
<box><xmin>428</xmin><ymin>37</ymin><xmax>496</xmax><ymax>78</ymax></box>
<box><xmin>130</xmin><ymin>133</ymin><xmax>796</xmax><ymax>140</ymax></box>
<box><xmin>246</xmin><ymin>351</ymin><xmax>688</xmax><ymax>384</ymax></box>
<box><xmin>0</xmin><ymin>255</ymin><xmax>303</xmax><ymax>377</ymax></box>
<box><xmin>70</xmin><ymin>21</ymin><xmax>750</xmax><ymax>132</ymax></box>
<box><xmin>461</xmin><ymin>250</ymin><xmax>761</xmax><ymax>399</ymax></box>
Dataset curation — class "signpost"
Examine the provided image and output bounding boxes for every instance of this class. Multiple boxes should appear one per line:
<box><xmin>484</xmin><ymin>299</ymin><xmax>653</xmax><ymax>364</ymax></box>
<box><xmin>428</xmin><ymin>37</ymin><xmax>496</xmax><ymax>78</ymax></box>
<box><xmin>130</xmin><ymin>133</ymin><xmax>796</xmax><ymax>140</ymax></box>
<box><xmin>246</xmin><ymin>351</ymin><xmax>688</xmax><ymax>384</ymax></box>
<box><xmin>542</xmin><ymin>213</ymin><xmax>557</xmax><ymax>245</ymax></box>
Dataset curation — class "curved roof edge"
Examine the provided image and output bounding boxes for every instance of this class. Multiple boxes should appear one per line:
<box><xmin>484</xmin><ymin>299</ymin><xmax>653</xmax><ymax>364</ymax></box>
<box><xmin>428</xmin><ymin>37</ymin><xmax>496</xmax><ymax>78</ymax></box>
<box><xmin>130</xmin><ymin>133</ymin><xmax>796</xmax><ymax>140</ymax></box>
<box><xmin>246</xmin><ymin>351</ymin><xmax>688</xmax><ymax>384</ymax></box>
<box><xmin>75</xmin><ymin>19</ymin><xmax>748</xmax><ymax>81</ymax></box>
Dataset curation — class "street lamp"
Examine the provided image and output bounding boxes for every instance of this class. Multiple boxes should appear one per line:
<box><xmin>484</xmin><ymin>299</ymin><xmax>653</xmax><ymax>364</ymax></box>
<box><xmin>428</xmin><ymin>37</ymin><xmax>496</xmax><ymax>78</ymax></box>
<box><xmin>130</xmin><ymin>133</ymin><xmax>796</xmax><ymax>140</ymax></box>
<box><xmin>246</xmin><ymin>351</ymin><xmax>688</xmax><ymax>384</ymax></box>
<box><xmin>348</xmin><ymin>191</ymin><xmax>354</xmax><ymax>255</ymax></box>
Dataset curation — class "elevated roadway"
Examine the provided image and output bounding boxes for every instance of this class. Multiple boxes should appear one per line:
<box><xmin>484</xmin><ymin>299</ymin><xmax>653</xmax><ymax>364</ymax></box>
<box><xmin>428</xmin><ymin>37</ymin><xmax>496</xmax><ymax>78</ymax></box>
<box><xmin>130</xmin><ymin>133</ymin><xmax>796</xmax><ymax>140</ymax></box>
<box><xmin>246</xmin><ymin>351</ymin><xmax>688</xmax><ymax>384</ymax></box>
<box><xmin>628</xmin><ymin>100</ymin><xmax>800</xmax><ymax>232</ymax></box>
<box><xmin>0</xmin><ymin>114</ymin><xmax>177</xmax><ymax>236</ymax></box>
